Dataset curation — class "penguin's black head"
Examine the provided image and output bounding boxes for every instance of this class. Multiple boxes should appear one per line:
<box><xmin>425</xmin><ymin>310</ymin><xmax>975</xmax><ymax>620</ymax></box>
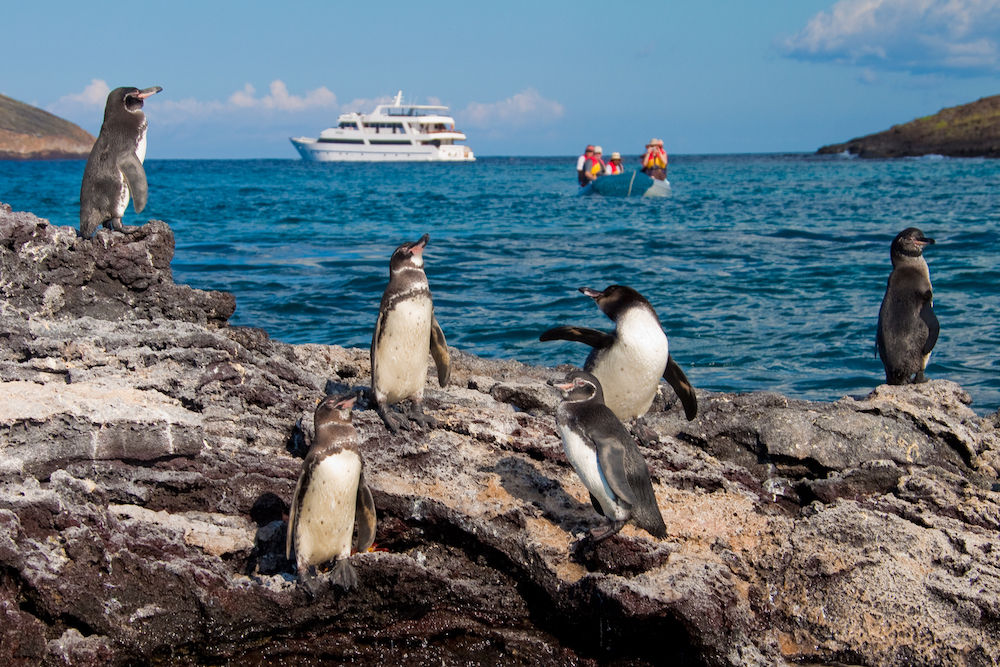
<box><xmin>549</xmin><ymin>370</ymin><xmax>604</xmax><ymax>403</ymax></box>
<box><xmin>890</xmin><ymin>227</ymin><xmax>934</xmax><ymax>264</ymax></box>
<box><xmin>580</xmin><ymin>284</ymin><xmax>649</xmax><ymax>321</ymax></box>
<box><xmin>389</xmin><ymin>233</ymin><xmax>429</xmax><ymax>272</ymax></box>
<box><xmin>106</xmin><ymin>86</ymin><xmax>162</xmax><ymax>119</ymax></box>
<box><xmin>314</xmin><ymin>392</ymin><xmax>358</xmax><ymax>426</ymax></box>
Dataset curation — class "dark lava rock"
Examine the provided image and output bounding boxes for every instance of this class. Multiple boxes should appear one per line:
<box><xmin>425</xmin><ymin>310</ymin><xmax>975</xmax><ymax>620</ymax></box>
<box><xmin>818</xmin><ymin>94</ymin><xmax>1000</xmax><ymax>158</ymax></box>
<box><xmin>1</xmin><ymin>204</ymin><xmax>998</xmax><ymax>666</ymax></box>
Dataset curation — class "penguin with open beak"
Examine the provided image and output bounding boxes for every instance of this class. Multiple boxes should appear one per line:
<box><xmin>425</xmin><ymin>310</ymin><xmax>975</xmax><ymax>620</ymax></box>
<box><xmin>370</xmin><ymin>233</ymin><xmax>450</xmax><ymax>433</ymax></box>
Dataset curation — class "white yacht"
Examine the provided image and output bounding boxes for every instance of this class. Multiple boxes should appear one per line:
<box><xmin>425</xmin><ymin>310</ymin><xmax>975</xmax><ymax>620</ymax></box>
<box><xmin>290</xmin><ymin>91</ymin><xmax>475</xmax><ymax>162</ymax></box>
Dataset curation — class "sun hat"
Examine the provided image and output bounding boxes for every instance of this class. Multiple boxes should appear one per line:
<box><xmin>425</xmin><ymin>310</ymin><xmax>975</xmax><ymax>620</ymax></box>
<box><xmin>610</xmin><ymin>152</ymin><xmax>621</xmax><ymax>160</ymax></box>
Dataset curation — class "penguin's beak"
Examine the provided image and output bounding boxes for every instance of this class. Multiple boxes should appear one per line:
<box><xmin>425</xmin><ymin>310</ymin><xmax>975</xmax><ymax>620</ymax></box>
<box><xmin>138</xmin><ymin>86</ymin><xmax>163</xmax><ymax>99</ymax></box>
<box><xmin>547</xmin><ymin>379</ymin><xmax>574</xmax><ymax>392</ymax></box>
<box><xmin>579</xmin><ymin>287</ymin><xmax>603</xmax><ymax>300</ymax></box>
<box><xmin>409</xmin><ymin>233</ymin><xmax>429</xmax><ymax>255</ymax></box>
<box><xmin>318</xmin><ymin>393</ymin><xmax>358</xmax><ymax>410</ymax></box>
<box><xmin>918</xmin><ymin>236</ymin><xmax>935</xmax><ymax>246</ymax></box>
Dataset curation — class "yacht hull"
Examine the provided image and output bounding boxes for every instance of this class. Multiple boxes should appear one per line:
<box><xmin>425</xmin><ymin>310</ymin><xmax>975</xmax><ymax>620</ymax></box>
<box><xmin>290</xmin><ymin>137</ymin><xmax>475</xmax><ymax>162</ymax></box>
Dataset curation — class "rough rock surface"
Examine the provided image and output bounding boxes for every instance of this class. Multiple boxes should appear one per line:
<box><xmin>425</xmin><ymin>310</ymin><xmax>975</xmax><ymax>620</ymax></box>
<box><xmin>818</xmin><ymin>94</ymin><xmax>1000</xmax><ymax>158</ymax></box>
<box><xmin>0</xmin><ymin>95</ymin><xmax>94</xmax><ymax>161</ymax></box>
<box><xmin>1</xmin><ymin>203</ymin><xmax>998</xmax><ymax>666</ymax></box>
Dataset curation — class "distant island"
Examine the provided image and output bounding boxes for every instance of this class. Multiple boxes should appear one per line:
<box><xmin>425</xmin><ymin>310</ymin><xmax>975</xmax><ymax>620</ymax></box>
<box><xmin>818</xmin><ymin>94</ymin><xmax>1000</xmax><ymax>158</ymax></box>
<box><xmin>0</xmin><ymin>93</ymin><xmax>94</xmax><ymax>160</ymax></box>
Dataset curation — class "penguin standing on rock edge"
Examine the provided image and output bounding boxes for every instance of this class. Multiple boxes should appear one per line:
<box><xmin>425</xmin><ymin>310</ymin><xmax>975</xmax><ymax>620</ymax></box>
<box><xmin>551</xmin><ymin>370</ymin><xmax>667</xmax><ymax>544</ymax></box>
<box><xmin>370</xmin><ymin>233</ymin><xmax>451</xmax><ymax>433</ymax></box>
<box><xmin>79</xmin><ymin>85</ymin><xmax>162</xmax><ymax>239</ymax></box>
<box><xmin>876</xmin><ymin>227</ymin><xmax>939</xmax><ymax>385</ymax></box>
<box><xmin>540</xmin><ymin>285</ymin><xmax>697</xmax><ymax>425</ymax></box>
<box><xmin>286</xmin><ymin>393</ymin><xmax>376</xmax><ymax>592</ymax></box>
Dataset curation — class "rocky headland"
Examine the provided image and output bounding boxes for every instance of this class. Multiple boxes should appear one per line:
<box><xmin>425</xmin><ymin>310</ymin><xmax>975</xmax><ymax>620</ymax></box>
<box><xmin>1</xmin><ymin>203</ymin><xmax>998</xmax><ymax>666</ymax></box>
<box><xmin>818</xmin><ymin>94</ymin><xmax>1000</xmax><ymax>158</ymax></box>
<box><xmin>0</xmin><ymin>95</ymin><xmax>94</xmax><ymax>161</ymax></box>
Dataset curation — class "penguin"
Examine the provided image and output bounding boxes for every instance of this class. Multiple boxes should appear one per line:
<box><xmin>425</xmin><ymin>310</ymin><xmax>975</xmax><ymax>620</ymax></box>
<box><xmin>540</xmin><ymin>285</ymin><xmax>697</xmax><ymax>423</ymax></box>
<box><xmin>79</xmin><ymin>85</ymin><xmax>162</xmax><ymax>239</ymax></box>
<box><xmin>551</xmin><ymin>370</ymin><xmax>667</xmax><ymax>543</ymax></box>
<box><xmin>876</xmin><ymin>227</ymin><xmax>939</xmax><ymax>385</ymax></box>
<box><xmin>286</xmin><ymin>393</ymin><xmax>377</xmax><ymax>591</ymax></box>
<box><xmin>370</xmin><ymin>233</ymin><xmax>450</xmax><ymax>433</ymax></box>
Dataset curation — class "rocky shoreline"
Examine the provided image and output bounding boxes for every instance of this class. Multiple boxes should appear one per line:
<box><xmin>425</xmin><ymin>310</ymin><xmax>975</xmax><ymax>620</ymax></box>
<box><xmin>817</xmin><ymin>94</ymin><xmax>1000</xmax><ymax>159</ymax></box>
<box><xmin>1</xmin><ymin>203</ymin><xmax>998</xmax><ymax>666</ymax></box>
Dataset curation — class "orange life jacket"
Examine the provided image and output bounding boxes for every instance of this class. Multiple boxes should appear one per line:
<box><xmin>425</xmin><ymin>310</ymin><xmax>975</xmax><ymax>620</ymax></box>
<box><xmin>643</xmin><ymin>148</ymin><xmax>667</xmax><ymax>169</ymax></box>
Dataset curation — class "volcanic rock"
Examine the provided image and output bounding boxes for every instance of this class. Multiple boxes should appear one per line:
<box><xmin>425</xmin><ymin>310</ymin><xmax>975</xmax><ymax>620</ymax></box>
<box><xmin>0</xmin><ymin>203</ymin><xmax>998</xmax><ymax>666</ymax></box>
<box><xmin>818</xmin><ymin>94</ymin><xmax>1000</xmax><ymax>158</ymax></box>
<box><xmin>0</xmin><ymin>95</ymin><xmax>94</xmax><ymax>161</ymax></box>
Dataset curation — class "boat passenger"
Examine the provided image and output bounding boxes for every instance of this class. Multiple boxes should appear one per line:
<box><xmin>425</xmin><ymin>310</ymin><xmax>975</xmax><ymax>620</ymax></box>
<box><xmin>605</xmin><ymin>152</ymin><xmax>624</xmax><ymax>175</ymax></box>
<box><xmin>641</xmin><ymin>138</ymin><xmax>668</xmax><ymax>180</ymax></box>
<box><xmin>577</xmin><ymin>145</ymin><xmax>595</xmax><ymax>186</ymax></box>
<box><xmin>583</xmin><ymin>146</ymin><xmax>605</xmax><ymax>183</ymax></box>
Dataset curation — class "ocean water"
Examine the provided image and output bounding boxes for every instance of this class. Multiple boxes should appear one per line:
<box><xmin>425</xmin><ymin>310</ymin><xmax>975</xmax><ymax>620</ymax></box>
<box><xmin>2</xmin><ymin>154</ymin><xmax>998</xmax><ymax>414</ymax></box>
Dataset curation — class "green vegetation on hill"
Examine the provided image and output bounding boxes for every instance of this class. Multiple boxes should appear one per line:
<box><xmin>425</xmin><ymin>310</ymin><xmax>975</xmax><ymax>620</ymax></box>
<box><xmin>818</xmin><ymin>95</ymin><xmax>1000</xmax><ymax>158</ymax></box>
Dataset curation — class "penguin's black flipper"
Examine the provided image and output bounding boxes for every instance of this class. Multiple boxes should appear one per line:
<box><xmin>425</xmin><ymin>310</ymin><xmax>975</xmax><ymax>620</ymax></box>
<box><xmin>118</xmin><ymin>152</ymin><xmax>149</xmax><ymax>213</ymax></box>
<box><xmin>285</xmin><ymin>459</ymin><xmax>312</xmax><ymax>561</ymax></box>
<box><xmin>354</xmin><ymin>470</ymin><xmax>377</xmax><ymax>553</ymax></box>
<box><xmin>663</xmin><ymin>354</ymin><xmax>698</xmax><ymax>420</ymax></box>
<box><xmin>590</xmin><ymin>428</ymin><xmax>638</xmax><ymax>508</ymax></box>
<box><xmin>539</xmin><ymin>326</ymin><xmax>614</xmax><ymax>349</ymax></box>
<box><xmin>430</xmin><ymin>314</ymin><xmax>451</xmax><ymax>387</ymax></box>
<box><xmin>371</xmin><ymin>310</ymin><xmax>384</xmax><ymax>386</ymax></box>
<box><xmin>920</xmin><ymin>294</ymin><xmax>939</xmax><ymax>356</ymax></box>
<box><xmin>622</xmin><ymin>442</ymin><xmax>667</xmax><ymax>539</ymax></box>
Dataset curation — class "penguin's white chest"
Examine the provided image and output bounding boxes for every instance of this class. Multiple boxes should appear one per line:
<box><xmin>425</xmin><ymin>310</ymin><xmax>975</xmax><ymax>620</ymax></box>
<box><xmin>375</xmin><ymin>294</ymin><xmax>433</xmax><ymax>404</ymax></box>
<box><xmin>135</xmin><ymin>127</ymin><xmax>148</xmax><ymax>163</ymax></box>
<box><xmin>115</xmin><ymin>130</ymin><xmax>148</xmax><ymax>217</ymax></box>
<box><xmin>592</xmin><ymin>311</ymin><xmax>669</xmax><ymax>420</ymax></box>
<box><xmin>558</xmin><ymin>423</ymin><xmax>629</xmax><ymax>521</ymax></box>
<box><xmin>115</xmin><ymin>179</ymin><xmax>131</xmax><ymax>217</ymax></box>
<box><xmin>294</xmin><ymin>451</ymin><xmax>362</xmax><ymax>567</ymax></box>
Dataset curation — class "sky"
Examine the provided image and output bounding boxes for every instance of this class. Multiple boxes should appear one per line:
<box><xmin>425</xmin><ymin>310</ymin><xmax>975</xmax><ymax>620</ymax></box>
<box><xmin>4</xmin><ymin>0</ymin><xmax>1000</xmax><ymax>159</ymax></box>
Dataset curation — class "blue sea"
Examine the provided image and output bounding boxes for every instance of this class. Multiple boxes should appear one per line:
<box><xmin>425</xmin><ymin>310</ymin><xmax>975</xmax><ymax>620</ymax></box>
<box><xmin>2</xmin><ymin>154</ymin><xmax>998</xmax><ymax>414</ymax></box>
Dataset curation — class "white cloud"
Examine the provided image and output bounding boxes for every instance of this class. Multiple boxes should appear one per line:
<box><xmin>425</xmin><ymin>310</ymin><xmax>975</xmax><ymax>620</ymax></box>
<box><xmin>50</xmin><ymin>79</ymin><xmax>337</xmax><ymax>123</ymax></box>
<box><xmin>782</xmin><ymin>0</ymin><xmax>1000</xmax><ymax>75</ymax></box>
<box><xmin>227</xmin><ymin>80</ymin><xmax>336</xmax><ymax>111</ymax></box>
<box><xmin>47</xmin><ymin>78</ymin><xmax>110</xmax><ymax>113</ymax></box>
<box><xmin>460</xmin><ymin>89</ymin><xmax>565</xmax><ymax>128</ymax></box>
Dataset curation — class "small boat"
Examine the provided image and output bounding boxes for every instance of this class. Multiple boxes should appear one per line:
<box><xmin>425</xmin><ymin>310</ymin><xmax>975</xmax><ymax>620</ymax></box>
<box><xmin>290</xmin><ymin>91</ymin><xmax>475</xmax><ymax>162</ymax></box>
<box><xmin>579</xmin><ymin>170</ymin><xmax>671</xmax><ymax>197</ymax></box>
